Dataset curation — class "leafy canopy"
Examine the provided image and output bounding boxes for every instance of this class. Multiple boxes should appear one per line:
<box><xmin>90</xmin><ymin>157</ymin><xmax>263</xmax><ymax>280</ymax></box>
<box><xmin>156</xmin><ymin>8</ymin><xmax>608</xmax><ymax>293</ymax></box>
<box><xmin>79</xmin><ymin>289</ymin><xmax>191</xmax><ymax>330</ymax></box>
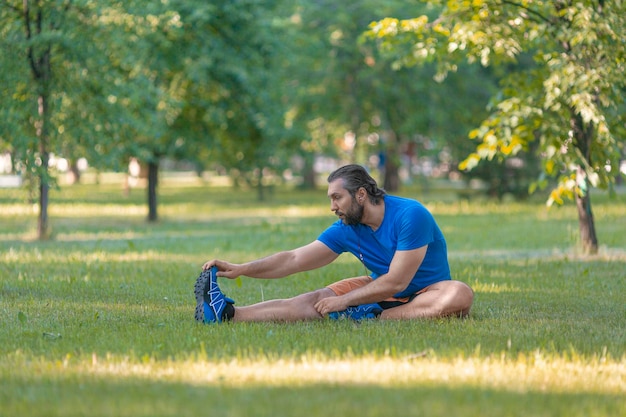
<box><xmin>367</xmin><ymin>0</ymin><xmax>626</xmax><ymax>204</ymax></box>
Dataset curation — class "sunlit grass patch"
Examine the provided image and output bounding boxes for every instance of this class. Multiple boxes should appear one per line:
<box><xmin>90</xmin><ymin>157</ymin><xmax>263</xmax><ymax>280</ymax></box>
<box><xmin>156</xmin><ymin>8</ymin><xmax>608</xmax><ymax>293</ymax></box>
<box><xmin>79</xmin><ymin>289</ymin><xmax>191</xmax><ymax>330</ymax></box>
<box><xmin>3</xmin><ymin>351</ymin><xmax>624</xmax><ymax>394</ymax></box>
<box><xmin>104</xmin><ymin>354</ymin><xmax>625</xmax><ymax>394</ymax></box>
<box><xmin>467</xmin><ymin>281</ymin><xmax>521</xmax><ymax>294</ymax></box>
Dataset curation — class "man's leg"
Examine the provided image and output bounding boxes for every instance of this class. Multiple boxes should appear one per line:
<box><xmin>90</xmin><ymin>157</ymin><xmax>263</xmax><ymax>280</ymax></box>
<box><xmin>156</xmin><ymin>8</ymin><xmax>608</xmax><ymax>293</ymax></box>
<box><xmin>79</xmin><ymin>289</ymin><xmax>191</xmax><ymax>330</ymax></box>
<box><xmin>380</xmin><ymin>280</ymin><xmax>474</xmax><ymax>319</ymax></box>
<box><xmin>231</xmin><ymin>287</ymin><xmax>336</xmax><ymax>322</ymax></box>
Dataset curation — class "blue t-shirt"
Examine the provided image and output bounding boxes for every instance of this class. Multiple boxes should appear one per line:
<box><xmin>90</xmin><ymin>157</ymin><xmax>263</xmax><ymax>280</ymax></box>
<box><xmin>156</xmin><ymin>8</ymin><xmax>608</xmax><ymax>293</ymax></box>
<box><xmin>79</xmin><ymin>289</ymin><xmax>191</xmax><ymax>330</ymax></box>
<box><xmin>317</xmin><ymin>195</ymin><xmax>450</xmax><ymax>297</ymax></box>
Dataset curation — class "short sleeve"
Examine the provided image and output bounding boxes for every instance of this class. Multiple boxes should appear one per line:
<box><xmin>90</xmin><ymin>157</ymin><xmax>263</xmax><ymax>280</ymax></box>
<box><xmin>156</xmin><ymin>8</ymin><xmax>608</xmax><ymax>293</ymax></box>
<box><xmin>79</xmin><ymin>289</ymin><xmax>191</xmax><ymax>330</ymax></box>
<box><xmin>396</xmin><ymin>205</ymin><xmax>435</xmax><ymax>251</ymax></box>
<box><xmin>317</xmin><ymin>220</ymin><xmax>347</xmax><ymax>254</ymax></box>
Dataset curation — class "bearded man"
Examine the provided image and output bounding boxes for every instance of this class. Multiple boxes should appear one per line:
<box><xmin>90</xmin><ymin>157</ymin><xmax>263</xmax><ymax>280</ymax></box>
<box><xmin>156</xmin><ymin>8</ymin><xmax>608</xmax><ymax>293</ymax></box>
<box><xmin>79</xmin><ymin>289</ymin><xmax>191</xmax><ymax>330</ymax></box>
<box><xmin>196</xmin><ymin>164</ymin><xmax>474</xmax><ymax>323</ymax></box>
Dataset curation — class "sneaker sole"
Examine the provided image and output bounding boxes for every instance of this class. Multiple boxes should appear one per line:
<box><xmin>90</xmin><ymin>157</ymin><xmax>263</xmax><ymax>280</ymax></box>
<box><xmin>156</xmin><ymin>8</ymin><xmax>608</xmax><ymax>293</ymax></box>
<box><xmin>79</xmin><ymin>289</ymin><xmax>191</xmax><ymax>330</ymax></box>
<box><xmin>194</xmin><ymin>269</ymin><xmax>211</xmax><ymax>322</ymax></box>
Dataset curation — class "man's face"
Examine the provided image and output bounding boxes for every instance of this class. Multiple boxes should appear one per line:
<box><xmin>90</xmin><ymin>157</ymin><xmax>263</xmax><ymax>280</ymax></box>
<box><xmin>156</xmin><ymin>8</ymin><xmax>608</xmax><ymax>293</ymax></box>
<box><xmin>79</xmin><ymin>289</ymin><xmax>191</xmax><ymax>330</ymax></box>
<box><xmin>327</xmin><ymin>179</ymin><xmax>364</xmax><ymax>225</ymax></box>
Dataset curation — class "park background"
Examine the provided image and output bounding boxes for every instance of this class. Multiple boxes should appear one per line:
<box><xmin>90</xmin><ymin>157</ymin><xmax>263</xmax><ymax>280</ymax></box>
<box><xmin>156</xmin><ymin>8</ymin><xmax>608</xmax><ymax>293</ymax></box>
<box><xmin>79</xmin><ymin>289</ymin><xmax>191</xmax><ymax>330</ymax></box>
<box><xmin>1</xmin><ymin>1</ymin><xmax>625</xmax><ymax>416</ymax></box>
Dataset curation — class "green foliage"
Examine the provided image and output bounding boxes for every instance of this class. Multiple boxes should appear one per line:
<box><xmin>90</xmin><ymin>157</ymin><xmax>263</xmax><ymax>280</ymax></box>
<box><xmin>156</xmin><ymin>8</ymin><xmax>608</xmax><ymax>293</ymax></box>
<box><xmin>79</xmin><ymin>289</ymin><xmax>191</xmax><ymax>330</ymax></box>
<box><xmin>287</xmin><ymin>0</ymin><xmax>497</xmax><ymax>181</ymax></box>
<box><xmin>367</xmin><ymin>1</ymin><xmax>626</xmax><ymax>202</ymax></box>
<box><xmin>0</xmin><ymin>1</ymin><xmax>160</xmax><ymax>168</ymax></box>
<box><xmin>1</xmin><ymin>0</ymin><xmax>509</xmax><ymax>217</ymax></box>
<box><xmin>3</xmin><ymin>1</ymin><xmax>622</xmax><ymax>241</ymax></box>
<box><xmin>0</xmin><ymin>0</ymin><xmax>304</xmax><ymax>225</ymax></box>
<box><xmin>164</xmin><ymin>0</ymin><xmax>297</xmax><ymax>175</ymax></box>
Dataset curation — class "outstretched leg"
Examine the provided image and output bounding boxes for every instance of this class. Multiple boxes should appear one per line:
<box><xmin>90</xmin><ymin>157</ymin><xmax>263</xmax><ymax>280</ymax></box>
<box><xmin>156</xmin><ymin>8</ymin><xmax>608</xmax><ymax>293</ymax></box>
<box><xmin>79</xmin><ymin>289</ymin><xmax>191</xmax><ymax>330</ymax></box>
<box><xmin>231</xmin><ymin>288</ymin><xmax>336</xmax><ymax>322</ymax></box>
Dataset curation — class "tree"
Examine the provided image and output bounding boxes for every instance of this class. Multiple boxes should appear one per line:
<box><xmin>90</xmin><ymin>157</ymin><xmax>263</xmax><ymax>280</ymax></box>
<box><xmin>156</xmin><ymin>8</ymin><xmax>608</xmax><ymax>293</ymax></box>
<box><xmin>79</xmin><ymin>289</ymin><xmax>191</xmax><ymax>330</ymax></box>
<box><xmin>284</xmin><ymin>1</ymin><xmax>497</xmax><ymax>191</ymax></box>
<box><xmin>0</xmin><ymin>0</ymin><xmax>64</xmax><ymax>238</ymax></box>
<box><xmin>368</xmin><ymin>0</ymin><xmax>625</xmax><ymax>253</ymax></box>
<box><xmin>0</xmin><ymin>1</ymin><xmax>176</xmax><ymax>235</ymax></box>
<box><xmin>105</xmin><ymin>2</ymin><xmax>189</xmax><ymax>222</ymax></box>
<box><xmin>164</xmin><ymin>0</ymin><xmax>297</xmax><ymax>201</ymax></box>
<box><xmin>284</xmin><ymin>1</ymin><xmax>426</xmax><ymax>189</ymax></box>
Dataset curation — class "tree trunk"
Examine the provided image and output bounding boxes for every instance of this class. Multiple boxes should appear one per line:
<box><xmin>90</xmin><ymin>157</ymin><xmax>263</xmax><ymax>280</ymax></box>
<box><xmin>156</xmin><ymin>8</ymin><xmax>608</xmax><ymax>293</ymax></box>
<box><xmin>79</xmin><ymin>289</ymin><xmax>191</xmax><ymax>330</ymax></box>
<box><xmin>67</xmin><ymin>160</ymin><xmax>81</xmax><ymax>184</ymax></box>
<box><xmin>26</xmin><ymin>2</ymin><xmax>54</xmax><ymax>240</ymax></box>
<box><xmin>38</xmin><ymin>161</ymin><xmax>50</xmax><ymax>239</ymax></box>
<box><xmin>147</xmin><ymin>160</ymin><xmax>159</xmax><ymax>222</ymax></box>
<box><xmin>570</xmin><ymin>111</ymin><xmax>599</xmax><ymax>254</ymax></box>
<box><xmin>256</xmin><ymin>167</ymin><xmax>265</xmax><ymax>201</ymax></box>
<box><xmin>384</xmin><ymin>158</ymin><xmax>400</xmax><ymax>192</ymax></box>
<box><xmin>37</xmin><ymin>95</ymin><xmax>50</xmax><ymax>240</ymax></box>
<box><xmin>300</xmin><ymin>153</ymin><xmax>317</xmax><ymax>189</ymax></box>
<box><xmin>383</xmin><ymin>131</ymin><xmax>400</xmax><ymax>192</ymax></box>
<box><xmin>575</xmin><ymin>169</ymin><xmax>598</xmax><ymax>254</ymax></box>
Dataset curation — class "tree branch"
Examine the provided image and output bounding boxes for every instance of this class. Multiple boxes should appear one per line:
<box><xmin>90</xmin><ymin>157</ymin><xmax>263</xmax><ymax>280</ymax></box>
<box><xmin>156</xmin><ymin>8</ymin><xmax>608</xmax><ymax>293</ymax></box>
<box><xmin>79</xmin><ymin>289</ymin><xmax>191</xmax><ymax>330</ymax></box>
<box><xmin>499</xmin><ymin>0</ymin><xmax>552</xmax><ymax>24</ymax></box>
<box><xmin>22</xmin><ymin>0</ymin><xmax>42</xmax><ymax>79</ymax></box>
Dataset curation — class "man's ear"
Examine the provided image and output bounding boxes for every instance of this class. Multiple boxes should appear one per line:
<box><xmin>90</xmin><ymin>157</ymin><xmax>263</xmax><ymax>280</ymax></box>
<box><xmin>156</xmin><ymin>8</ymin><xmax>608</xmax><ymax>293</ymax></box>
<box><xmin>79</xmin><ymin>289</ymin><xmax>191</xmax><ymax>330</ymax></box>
<box><xmin>358</xmin><ymin>187</ymin><xmax>367</xmax><ymax>202</ymax></box>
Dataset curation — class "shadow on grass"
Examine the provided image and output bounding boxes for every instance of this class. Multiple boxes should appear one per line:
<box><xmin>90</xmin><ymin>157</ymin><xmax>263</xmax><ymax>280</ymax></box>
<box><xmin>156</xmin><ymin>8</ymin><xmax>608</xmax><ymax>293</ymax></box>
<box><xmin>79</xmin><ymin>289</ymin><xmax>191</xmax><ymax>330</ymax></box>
<box><xmin>2</xmin><ymin>375</ymin><xmax>624</xmax><ymax>417</ymax></box>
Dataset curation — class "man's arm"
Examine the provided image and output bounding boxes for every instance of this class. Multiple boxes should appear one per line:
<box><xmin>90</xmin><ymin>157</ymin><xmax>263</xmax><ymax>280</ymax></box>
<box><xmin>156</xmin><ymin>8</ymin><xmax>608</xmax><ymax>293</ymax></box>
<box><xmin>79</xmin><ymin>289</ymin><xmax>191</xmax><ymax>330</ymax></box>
<box><xmin>314</xmin><ymin>245</ymin><xmax>427</xmax><ymax>315</ymax></box>
<box><xmin>203</xmin><ymin>240</ymin><xmax>339</xmax><ymax>279</ymax></box>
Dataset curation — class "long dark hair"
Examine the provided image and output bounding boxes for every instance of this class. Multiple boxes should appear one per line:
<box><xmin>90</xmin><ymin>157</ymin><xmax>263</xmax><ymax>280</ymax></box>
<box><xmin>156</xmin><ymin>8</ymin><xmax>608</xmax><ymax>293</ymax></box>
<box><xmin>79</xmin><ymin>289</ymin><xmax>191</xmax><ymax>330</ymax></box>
<box><xmin>327</xmin><ymin>164</ymin><xmax>386</xmax><ymax>205</ymax></box>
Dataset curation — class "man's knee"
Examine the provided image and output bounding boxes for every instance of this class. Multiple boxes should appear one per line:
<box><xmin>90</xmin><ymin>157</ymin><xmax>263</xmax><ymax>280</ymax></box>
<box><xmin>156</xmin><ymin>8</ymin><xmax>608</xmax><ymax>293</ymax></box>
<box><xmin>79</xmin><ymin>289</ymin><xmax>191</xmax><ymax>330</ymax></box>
<box><xmin>449</xmin><ymin>280</ymin><xmax>474</xmax><ymax>316</ymax></box>
<box><xmin>290</xmin><ymin>287</ymin><xmax>335</xmax><ymax>307</ymax></box>
<box><xmin>428</xmin><ymin>280</ymin><xmax>473</xmax><ymax>317</ymax></box>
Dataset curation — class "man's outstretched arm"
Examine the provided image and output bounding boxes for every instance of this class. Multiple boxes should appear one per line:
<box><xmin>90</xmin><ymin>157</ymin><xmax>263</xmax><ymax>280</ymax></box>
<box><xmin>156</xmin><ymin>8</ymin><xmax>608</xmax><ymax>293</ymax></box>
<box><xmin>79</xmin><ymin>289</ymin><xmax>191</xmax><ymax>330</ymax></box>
<box><xmin>203</xmin><ymin>240</ymin><xmax>339</xmax><ymax>279</ymax></box>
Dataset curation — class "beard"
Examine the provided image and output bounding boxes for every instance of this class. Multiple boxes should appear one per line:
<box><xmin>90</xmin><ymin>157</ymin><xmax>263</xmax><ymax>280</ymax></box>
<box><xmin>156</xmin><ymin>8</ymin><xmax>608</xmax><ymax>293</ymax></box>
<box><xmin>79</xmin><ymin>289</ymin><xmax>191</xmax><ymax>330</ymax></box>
<box><xmin>340</xmin><ymin>198</ymin><xmax>364</xmax><ymax>226</ymax></box>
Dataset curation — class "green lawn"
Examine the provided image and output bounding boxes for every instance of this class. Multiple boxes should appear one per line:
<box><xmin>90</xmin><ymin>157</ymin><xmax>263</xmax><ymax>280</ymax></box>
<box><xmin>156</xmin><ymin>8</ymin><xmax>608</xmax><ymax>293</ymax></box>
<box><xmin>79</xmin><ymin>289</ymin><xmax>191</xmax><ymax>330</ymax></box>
<box><xmin>1</xmin><ymin>176</ymin><xmax>625</xmax><ymax>417</ymax></box>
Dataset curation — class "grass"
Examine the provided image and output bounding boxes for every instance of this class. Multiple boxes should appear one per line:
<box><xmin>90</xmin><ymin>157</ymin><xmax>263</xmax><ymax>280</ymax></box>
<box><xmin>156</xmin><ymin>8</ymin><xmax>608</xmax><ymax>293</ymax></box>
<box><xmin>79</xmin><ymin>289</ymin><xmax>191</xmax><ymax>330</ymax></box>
<box><xmin>1</xmin><ymin>175</ymin><xmax>625</xmax><ymax>417</ymax></box>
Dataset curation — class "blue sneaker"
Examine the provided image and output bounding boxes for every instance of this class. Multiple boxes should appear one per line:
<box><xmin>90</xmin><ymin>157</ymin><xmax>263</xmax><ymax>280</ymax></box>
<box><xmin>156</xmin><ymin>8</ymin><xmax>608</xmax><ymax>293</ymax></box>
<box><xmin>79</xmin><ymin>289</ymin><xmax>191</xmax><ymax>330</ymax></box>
<box><xmin>194</xmin><ymin>266</ymin><xmax>235</xmax><ymax>323</ymax></box>
<box><xmin>328</xmin><ymin>303</ymin><xmax>383</xmax><ymax>321</ymax></box>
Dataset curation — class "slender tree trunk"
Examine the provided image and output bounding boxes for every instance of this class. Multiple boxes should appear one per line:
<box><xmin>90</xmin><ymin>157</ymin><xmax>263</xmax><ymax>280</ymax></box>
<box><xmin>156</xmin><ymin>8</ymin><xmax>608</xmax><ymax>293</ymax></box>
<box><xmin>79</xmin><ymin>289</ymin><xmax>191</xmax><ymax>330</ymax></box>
<box><xmin>575</xmin><ymin>169</ymin><xmax>598</xmax><ymax>255</ymax></box>
<box><xmin>24</xmin><ymin>0</ymin><xmax>53</xmax><ymax>240</ymax></box>
<box><xmin>256</xmin><ymin>167</ymin><xmax>265</xmax><ymax>201</ymax></box>
<box><xmin>347</xmin><ymin>73</ymin><xmax>361</xmax><ymax>165</ymax></box>
<box><xmin>300</xmin><ymin>153</ymin><xmax>317</xmax><ymax>189</ymax></box>
<box><xmin>570</xmin><ymin>112</ymin><xmax>599</xmax><ymax>254</ymax></box>
<box><xmin>37</xmin><ymin>94</ymin><xmax>50</xmax><ymax>240</ymax></box>
<box><xmin>38</xmin><ymin>166</ymin><xmax>50</xmax><ymax>239</ymax></box>
<box><xmin>67</xmin><ymin>160</ymin><xmax>81</xmax><ymax>184</ymax></box>
<box><xmin>379</xmin><ymin>105</ymin><xmax>401</xmax><ymax>192</ymax></box>
<box><xmin>384</xmin><ymin>158</ymin><xmax>400</xmax><ymax>191</ymax></box>
<box><xmin>383</xmin><ymin>131</ymin><xmax>400</xmax><ymax>192</ymax></box>
<box><xmin>147</xmin><ymin>160</ymin><xmax>159</xmax><ymax>222</ymax></box>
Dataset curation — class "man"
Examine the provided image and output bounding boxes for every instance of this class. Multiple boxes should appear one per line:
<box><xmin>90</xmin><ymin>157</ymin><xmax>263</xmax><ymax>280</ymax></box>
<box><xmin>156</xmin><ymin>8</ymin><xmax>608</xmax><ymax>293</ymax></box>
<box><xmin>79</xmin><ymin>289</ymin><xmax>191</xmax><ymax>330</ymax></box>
<box><xmin>196</xmin><ymin>164</ymin><xmax>473</xmax><ymax>323</ymax></box>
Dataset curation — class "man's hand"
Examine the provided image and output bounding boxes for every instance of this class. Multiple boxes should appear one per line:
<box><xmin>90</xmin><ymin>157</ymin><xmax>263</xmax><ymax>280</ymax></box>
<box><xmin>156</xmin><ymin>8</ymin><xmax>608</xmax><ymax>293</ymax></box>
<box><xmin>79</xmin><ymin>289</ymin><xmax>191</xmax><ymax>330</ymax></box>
<box><xmin>202</xmin><ymin>259</ymin><xmax>241</xmax><ymax>279</ymax></box>
<box><xmin>314</xmin><ymin>295</ymin><xmax>349</xmax><ymax>316</ymax></box>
